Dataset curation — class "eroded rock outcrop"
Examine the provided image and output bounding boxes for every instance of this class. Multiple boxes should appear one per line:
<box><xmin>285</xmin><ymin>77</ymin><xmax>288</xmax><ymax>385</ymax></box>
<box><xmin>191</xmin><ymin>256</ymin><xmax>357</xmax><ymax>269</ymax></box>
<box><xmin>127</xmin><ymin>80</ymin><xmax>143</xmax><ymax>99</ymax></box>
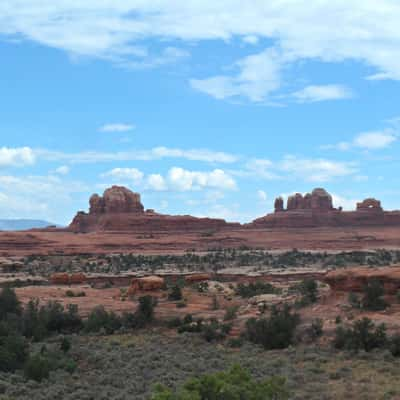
<box><xmin>251</xmin><ymin>188</ymin><xmax>400</xmax><ymax>228</ymax></box>
<box><xmin>89</xmin><ymin>186</ymin><xmax>144</xmax><ymax>215</ymax></box>
<box><xmin>128</xmin><ymin>276</ymin><xmax>165</xmax><ymax>295</ymax></box>
<box><xmin>324</xmin><ymin>267</ymin><xmax>400</xmax><ymax>294</ymax></box>
<box><xmin>69</xmin><ymin>186</ymin><xmax>238</xmax><ymax>233</ymax></box>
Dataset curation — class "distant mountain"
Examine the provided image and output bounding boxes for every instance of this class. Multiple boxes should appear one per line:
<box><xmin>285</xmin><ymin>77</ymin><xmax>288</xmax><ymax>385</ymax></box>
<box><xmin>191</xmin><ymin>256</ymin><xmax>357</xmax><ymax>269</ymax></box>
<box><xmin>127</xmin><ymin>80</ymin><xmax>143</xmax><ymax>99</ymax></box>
<box><xmin>0</xmin><ymin>219</ymin><xmax>60</xmax><ymax>231</ymax></box>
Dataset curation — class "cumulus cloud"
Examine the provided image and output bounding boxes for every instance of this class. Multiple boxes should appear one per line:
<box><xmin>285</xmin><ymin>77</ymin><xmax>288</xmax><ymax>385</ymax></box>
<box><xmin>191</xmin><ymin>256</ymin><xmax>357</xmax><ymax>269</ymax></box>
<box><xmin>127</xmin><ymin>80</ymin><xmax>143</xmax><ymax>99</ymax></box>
<box><xmin>100</xmin><ymin>167</ymin><xmax>236</xmax><ymax>192</ymax></box>
<box><xmin>0</xmin><ymin>147</ymin><xmax>35</xmax><ymax>167</ymax></box>
<box><xmin>147</xmin><ymin>174</ymin><xmax>167</xmax><ymax>191</ymax></box>
<box><xmin>101</xmin><ymin>167</ymin><xmax>144</xmax><ymax>184</ymax></box>
<box><xmin>331</xmin><ymin>194</ymin><xmax>360</xmax><ymax>211</ymax></box>
<box><xmin>292</xmin><ymin>85</ymin><xmax>353</xmax><ymax>103</ymax></box>
<box><xmin>167</xmin><ymin>167</ymin><xmax>237</xmax><ymax>191</ymax></box>
<box><xmin>99</xmin><ymin>123</ymin><xmax>135</xmax><ymax>132</ymax></box>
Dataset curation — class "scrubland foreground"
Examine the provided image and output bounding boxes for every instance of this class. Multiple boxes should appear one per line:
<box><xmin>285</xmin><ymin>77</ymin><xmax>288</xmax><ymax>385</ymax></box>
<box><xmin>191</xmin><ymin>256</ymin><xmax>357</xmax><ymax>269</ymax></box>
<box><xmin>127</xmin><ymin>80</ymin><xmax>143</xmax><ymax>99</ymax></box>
<box><xmin>1</xmin><ymin>249</ymin><xmax>400</xmax><ymax>399</ymax></box>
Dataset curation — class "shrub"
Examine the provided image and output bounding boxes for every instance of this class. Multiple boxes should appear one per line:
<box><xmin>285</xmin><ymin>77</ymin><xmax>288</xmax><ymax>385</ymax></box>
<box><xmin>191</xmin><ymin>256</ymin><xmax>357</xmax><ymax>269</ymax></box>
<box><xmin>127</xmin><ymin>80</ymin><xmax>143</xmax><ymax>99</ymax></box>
<box><xmin>168</xmin><ymin>286</ymin><xmax>183</xmax><ymax>301</ymax></box>
<box><xmin>135</xmin><ymin>296</ymin><xmax>157</xmax><ymax>326</ymax></box>
<box><xmin>389</xmin><ymin>334</ymin><xmax>400</xmax><ymax>357</ymax></box>
<box><xmin>299</xmin><ymin>279</ymin><xmax>318</xmax><ymax>304</ymax></box>
<box><xmin>85</xmin><ymin>306</ymin><xmax>121</xmax><ymax>334</ymax></box>
<box><xmin>245</xmin><ymin>304</ymin><xmax>300</xmax><ymax>350</ymax></box>
<box><xmin>60</xmin><ymin>337</ymin><xmax>71</xmax><ymax>353</ymax></box>
<box><xmin>333</xmin><ymin>317</ymin><xmax>387</xmax><ymax>352</ymax></box>
<box><xmin>362</xmin><ymin>280</ymin><xmax>387</xmax><ymax>311</ymax></box>
<box><xmin>24</xmin><ymin>354</ymin><xmax>51</xmax><ymax>382</ymax></box>
<box><xmin>0</xmin><ymin>334</ymin><xmax>29</xmax><ymax>372</ymax></box>
<box><xmin>236</xmin><ymin>282</ymin><xmax>279</xmax><ymax>298</ymax></box>
<box><xmin>224</xmin><ymin>306</ymin><xmax>239</xmax><ymax>321</ymax></box>
<box><xmin>150</xmin><ymin>364</ymin><xmax>289</xmax><ymax>400</ymax></box>
<box><xmin>348</xmin><ymin>292</ymin><xmax>361</xmax><ymax>309</ymax></box>
<box><xmin>309</xmin><ymin>318</ymin><xmax>324</xmax><ymax>340</ymax></box>
<box><xmin>0</xmin><ymin>287</ymin><xmax>21</xmax><ymax>320</ymax></box>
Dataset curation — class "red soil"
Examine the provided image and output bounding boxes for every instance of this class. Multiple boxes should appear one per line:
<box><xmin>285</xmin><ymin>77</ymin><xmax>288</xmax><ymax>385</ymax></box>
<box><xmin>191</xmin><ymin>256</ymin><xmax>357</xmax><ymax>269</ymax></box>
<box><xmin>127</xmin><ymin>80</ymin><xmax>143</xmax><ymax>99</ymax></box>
<box><xmin>2</xmin><ymin>225</ymin><xmax>400</xmax><ymax>256</ymax></box>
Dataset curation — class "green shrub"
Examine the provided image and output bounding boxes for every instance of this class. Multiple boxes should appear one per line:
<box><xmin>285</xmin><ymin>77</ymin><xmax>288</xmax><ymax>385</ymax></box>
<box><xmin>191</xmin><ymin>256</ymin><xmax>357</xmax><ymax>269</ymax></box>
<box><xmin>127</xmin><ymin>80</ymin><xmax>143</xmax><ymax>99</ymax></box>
<box><xmin>223</xmin><ymin>306</ymin><xmax>239</xmax><ymax>321</ymax></box>
<box><xmin>168</xmin><ymin>286</ymin><xmax>183</xmax><ymax>301</ymax></box>
<box><xmin>136</xmin><ymin>296</ymin><xmax>157</xmax><ymax>326</ymax></box>
<box><xmin>245</xmin><ymin>304</ymin><xmax>300</xmax><ymax>350</ymax></box>
<box><xmin>309</xmin><ymin>318</ymin><xmax>324</xmax><ymax>339</ymax></box>
<box><xmin>333</xmin><ymin>317</ymin><xmax>387</xmax><ymax>352</ymax></box>
<box><xmin>85</xmin><ymin>306</ymin><xmax>121</xmax><ymax>334</ymax></box>
<box><xmin>348</xmin><ymin>292</ymin><xmax>361</xmax><ymax>309</ymax></box>
<box><xmin>150</xmin><ymin>364</ymin><xmax>289</xmax><ymax>400</ymax></box>
<box><xmin>0</xmin><ymin>287</ymin><xmax>21</xmax><ymax>320</ymax></box>
<box><xmin>236</xmin><ymin>282</ymin><xmax>279</xmax><ymax>298</ymax></box>
<box><xmin>0</xmin><ymin>334</ymin><xmax>29</xmax><ymax>372</ymax></box>
<box><xmin>60</xmin><ymin>337</ymin><xmax>71</xmax><ymax>353</ymax></box>
<box><xmin>24</xmin><ymin>354</ymin><xmax>51</xmax><ymax>382</ymax></box>
<box><xmin>362</xmin><ymin>280</ymin><xmax>387</xmax><ymax>311</ymax></box>
<box><xmin>389</xmin><ymin>334</ymin><xmax>400</xmax><ymax>357</ymax></box>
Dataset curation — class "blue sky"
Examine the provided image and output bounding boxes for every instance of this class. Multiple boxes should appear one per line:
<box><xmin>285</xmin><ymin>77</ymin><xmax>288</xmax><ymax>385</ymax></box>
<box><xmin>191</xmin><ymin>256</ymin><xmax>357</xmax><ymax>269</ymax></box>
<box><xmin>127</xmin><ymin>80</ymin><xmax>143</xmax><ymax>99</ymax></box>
<box><xmin>1</xmin><ymin>1</ymin><xmax>400</xmax><ymax>225</ymax></box>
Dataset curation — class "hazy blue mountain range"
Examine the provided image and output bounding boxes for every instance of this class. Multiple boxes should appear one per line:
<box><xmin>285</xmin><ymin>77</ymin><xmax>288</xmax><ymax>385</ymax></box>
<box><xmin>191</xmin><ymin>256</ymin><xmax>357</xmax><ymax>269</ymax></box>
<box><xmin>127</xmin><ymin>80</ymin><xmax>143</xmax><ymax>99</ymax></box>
<box><xmin>0</xmin><ymin>219</ymin><xmax>60</xmax><ymax>231</ymax></box>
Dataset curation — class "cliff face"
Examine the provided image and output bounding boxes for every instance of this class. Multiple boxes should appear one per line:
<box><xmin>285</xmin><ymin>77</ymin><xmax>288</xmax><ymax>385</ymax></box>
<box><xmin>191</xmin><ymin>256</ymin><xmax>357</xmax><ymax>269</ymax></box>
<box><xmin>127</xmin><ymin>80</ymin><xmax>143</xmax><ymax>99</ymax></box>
<box><xmin>251</xmin><ymin>188</ymin><xmax>400</xmax><ymax>228</ymax></box>
<box><xmin>324</xmin><ymin>267</ymin><xmax>400</xmax><ymax>294</ymax></box>
<box><xmin>69</xmin><ymin>186</ymin><xmax>238</xmax><ymax>233</ymax></box>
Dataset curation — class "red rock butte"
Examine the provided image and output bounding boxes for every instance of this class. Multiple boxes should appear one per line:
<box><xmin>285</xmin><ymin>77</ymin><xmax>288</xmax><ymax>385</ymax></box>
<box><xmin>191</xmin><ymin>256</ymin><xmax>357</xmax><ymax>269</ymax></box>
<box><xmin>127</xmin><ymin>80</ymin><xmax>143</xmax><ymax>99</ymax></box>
<box><xmin>69</xmin><ymin>185</ymin><xmax>240</xmax><ymax>233</ymax></box>
<box><xmin>251</xmin><ymin>188</ymin><xmax>400</xmax><ymax>228</ymax></box>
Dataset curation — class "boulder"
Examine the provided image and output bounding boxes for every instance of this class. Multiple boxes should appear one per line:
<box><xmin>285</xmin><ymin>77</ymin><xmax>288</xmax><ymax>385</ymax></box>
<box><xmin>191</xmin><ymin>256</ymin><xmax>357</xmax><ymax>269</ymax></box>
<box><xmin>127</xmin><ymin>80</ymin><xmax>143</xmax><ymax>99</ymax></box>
<box><xmin>129</xmin><ymin>276</ymin><xmax>165</xmax><ymax>295</ymax></box>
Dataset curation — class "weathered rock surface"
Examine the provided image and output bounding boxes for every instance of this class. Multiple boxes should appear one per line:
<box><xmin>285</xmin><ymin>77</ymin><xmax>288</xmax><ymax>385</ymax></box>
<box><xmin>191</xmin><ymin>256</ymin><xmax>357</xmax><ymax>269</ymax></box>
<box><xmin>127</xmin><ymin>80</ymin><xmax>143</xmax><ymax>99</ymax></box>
<box><xmin>251</xmin><ymin>188</ymin><xmax>400</xmax><ymax>228</ymax></box>
<box><xmin>70</xmin><ymin>186</ymin><xmax>238</xmax><ymax>233</ymax></box>
<box><xmin>324</xmin><ymin>267</ymin><xmax>400</xmax><ymax>294</ymax></box>
<box><xmin>129</xmin><ymin>276</ymin><xmax>165</xmax><ymax>295</ymax></box>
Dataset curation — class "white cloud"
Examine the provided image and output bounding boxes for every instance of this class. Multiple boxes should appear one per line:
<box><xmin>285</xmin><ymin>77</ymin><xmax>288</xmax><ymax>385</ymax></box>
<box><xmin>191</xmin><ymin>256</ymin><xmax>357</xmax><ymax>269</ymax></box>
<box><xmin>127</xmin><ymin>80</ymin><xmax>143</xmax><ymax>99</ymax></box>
<box><xmin>243</xmin><ymin>159</ymin><xmax>278</xmax><ymax>180</ymax></box>
<box><xmin>99</xmin><ymin>123</ymin><xmax>135</xmax><ymax>132</ymax></box>
<box><xmin>101</xmin><ymin>167</ymin><xmax>144</xmax><ymax>184</ymax></box>
<box><xmin>0</xmin><ymin>174</ymin><xmax>88</xmax><ymax>222</ymax></box>
<box><xmin>353</xmin><ymin>131</ymin><xmax>397</xmax><ymax>150</ymax></box>
<box><xmin>35</xmin><ymin>146</ymin><xmax>238</xmax><ymax>164</ymax></box>
<box><xmin>167</xmin><ymin>167</ymin><xmax>237</xmax><ymax>191</ymax></box>
<box><xmin>0</xmin><ymin>147</ymin><xmax>35</xmax><ymax>167</ymax></box>
<box><xmin>279</xmin><ymin>156</ymin><xmax>357</xmax><ymax>182</ymax></box>
<box><xmin>323</xmin><ymin>128</ymin><xmax>398</xmax><ymax>151</ymax></box>
<box><xmin>190</xmin><ymin>48</ymin><xmax>285</xmax><ymax>102</ymax></box>
<box><xmin>331</xmin><ymin>194</ymin><xmax>360</xmax><ymax>211</ymax></box>
<box><xmin>147</xmin><ymin>174</ymin><xmax>167</xmax><ymax>191</ymax></box>
<box><xmin>3</xmin><ymin>2</ymin><xmax>400</xmax><ymax>101</ymax></box>
<box><xmin>242</xmin><ymin>35</ymin><xmax>259</xmax><ymax>45</ymax></box>
<box><xmin>292</xmin><ymin>85</ymin><xmax>353</xmax><ymax>103</ymax></box>
<box><xmin>54</xmin><ymin>165</ymin><xmax>70</xmax><ymax>175</ymax></box>
<box><xmin>257</xmin><ymin>190</ymin><xmax>268</xmax><ymax>202</ymax></box>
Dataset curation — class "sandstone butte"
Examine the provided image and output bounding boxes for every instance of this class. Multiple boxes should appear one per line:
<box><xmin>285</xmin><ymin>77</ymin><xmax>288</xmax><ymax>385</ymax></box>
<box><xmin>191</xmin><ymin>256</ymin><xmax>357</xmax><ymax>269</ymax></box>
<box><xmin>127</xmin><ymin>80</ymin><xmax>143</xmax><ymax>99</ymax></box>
<box><xmin>68</xmin><ymin>185</ymin><xmax>240</xmax><ymax>233</ymax></box>
<box><xmin>251</xmin><ymin>188</ymin><xmax>400</xmax><ymax>228</ymax></box>
<box><xmin>67</xmin><ymin>185</ymin><xmax>400</xmax><ymax>233</ymax></box>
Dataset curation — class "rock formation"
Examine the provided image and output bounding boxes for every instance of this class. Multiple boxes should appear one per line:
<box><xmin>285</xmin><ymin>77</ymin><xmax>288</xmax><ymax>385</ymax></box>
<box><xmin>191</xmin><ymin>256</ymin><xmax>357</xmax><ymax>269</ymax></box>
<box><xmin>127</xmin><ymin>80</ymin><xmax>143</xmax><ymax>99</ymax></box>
<box><xmin>324</xmin><ymin>267</ymin><xmax>400</xmax><ymax>295</ymax></box>
<box><xmin>69</xmin><ymin>186</ymin><xmax>238</xmax><ymax>233</ymax></box>
<box><xmin>128</xmin><ymin>276</ymin><xmax>165</xmax><ymax>295</ymax></box>
<box><xmin>251</xmin><ymin>188</ymin><xmax>400</xmax><ymax>228</ymax></box>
